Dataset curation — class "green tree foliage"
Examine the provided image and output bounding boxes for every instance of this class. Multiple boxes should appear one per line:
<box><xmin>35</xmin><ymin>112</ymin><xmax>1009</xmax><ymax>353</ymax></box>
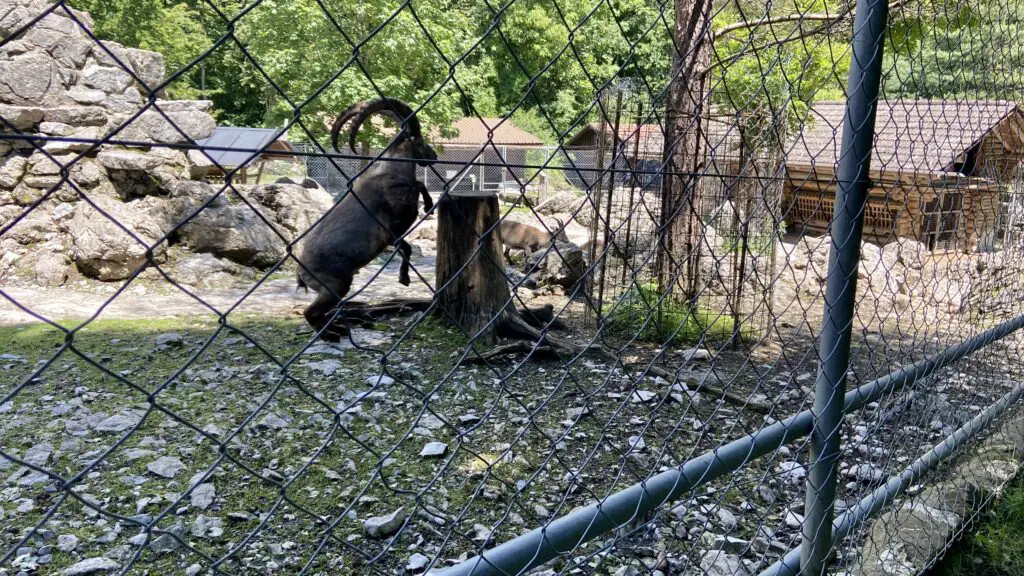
<box><xmin>709</xmin><ymin>0</ymin><xmax>850</xmax><ymax>156</ymax></box>
<box><xmin>69</xmin><ymin>0</ymin><xmax>674</xmax><ymax>143</ymax></box>
<box><xmin>882</xmin><ymin>0</ymin><xmax>1024</xmax><ymax>100</ymax></box>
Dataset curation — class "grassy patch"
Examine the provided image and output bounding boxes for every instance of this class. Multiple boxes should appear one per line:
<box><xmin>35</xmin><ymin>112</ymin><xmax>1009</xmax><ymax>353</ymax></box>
<box><xmin>602</xmin><ymin>283</ymin><xmax>752</xmax><ymax>345</ymax></box>
<box><xmin>929</xmin><ymin>477</ymin><xmax>1024</xmax><ymax>576</ymax></box>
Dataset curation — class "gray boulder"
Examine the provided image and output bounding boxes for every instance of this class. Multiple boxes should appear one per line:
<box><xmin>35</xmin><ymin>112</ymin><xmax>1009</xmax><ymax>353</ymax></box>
<box><xmin>97</xmin><ymin>149</ymin><xmax>165</xmax><ymax>172</ymax></box>
<box><xmin>43</xmin><ymin>106</ymin><xmax>107</xmax><ymax>126</ymax></box>
<box><xmin>6</xmin><ymin>202</ymin><xmax>56</xmax><ymax>243</ymax></box>
<box><xmin>25</xmin><ymin>240</ymin><xmax>71</xmax><ymax>286</ymax></box>
<box><xmin>69</xmin><ymin>159</ymin><xmax>106</xmax><ymax>189</ymax></box>
<box><xmin>68</xmin><ymin>192</ymin><xmax>168</xmax><ymax>280</ymax></box>
<box><xmin>21</xmin><ymin>14</ymin><xmax>92</xmax><ymax>68</ymax></box>
<box><xmin>164</xmin><ymin>179</ymin><xmax>223</xmax><ymax>205</ymax></box>
<box><xmin>82</xmin><ymin>63</ymin><xmax>136</xmax><ymax>94</ymax></box>
<box><xmin>176</xmin><ymin>201</ymin><xmax>286</xmax><ymax>269</ymax></box>
<box><xmin>171</xmin><ymin>252</ymin><xmax>254</xmax><ymax>289</ymax></box>
<box><xmin>529</xmin><ymin>242</ymin><xmax>586</xmax><ymax>292</ymax></box>
<box><xmin>248</xmin><ymin>182</ymin><xmax>333</xmax><ymax>239</ymax></box>
<box><xmin>156</xmin><ymin>100</ymin><xmax>214</xmax><ymax>113</ymax></box>
<box><xmin>0</xmin><ymin>155</ymin><xmax>28</xmax><ymax>188</ymax></box>
<box><xmin>126</xmin><ymin>48</ymin><xmax>165</xmax><ymax>94</ymax></box>
<box><xmin>0</xmin><ymin>104</ymin><xmax>44</xmax><ymax>130</ymax></box>
<box><xmin>90</xmin><ymin>40</ymin><xmax>136</xmax><ymax>71</ymax></box>
<box><xmin>67</xmin><ymin>86</ymin><xmax>106</xmax><ymax>105</ymax></box>
<box><xmin>1</xmin><ymin>0</ymin><xmax>55</xmax><ymax>37</ymax></box>
<box><xmin>0</xmin><ymin>50</ymin><xmax>67</xmax><ymax>107</ymax></box>
<box><xmin>536</xmin><ymin>190</ymin><xmax>582</xmax><ymax>215</ymax></box>
<box><xmin>39</xmin><ymin>121</ymin><xmax>74</xmax><ymax>136</ymax></box>
<box><xmin>186</xmin><ymin>149</ymin><xmax>214</xmax><ymax>180</ymax></box>
<box><xmin>121</xmin><ymin>108</ymin><xmax>216</xmax><ymax>144</ymax></box>
<box><xmin>882</xmin><ymin>239</ymin><xmax>928</xmax><ymax>271</ymax></box>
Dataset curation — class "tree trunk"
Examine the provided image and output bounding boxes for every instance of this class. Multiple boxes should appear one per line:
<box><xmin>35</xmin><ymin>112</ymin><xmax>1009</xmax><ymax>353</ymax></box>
<box><xmin>657</xmin><ymin>0</ymin><xmax>713</xmax><ymax>301</ymax></box>
<box><xmin>434</xmin><ymin>195</ymin><xmax>512</xmax><ymax>344</ymax></box>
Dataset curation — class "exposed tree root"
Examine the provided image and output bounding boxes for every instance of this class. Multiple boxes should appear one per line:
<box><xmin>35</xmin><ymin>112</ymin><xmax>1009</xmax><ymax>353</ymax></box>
<box><xmin>461</xmin><ymin>312</ymin><xmax>770</xmax><ymax>414</ymax></box>
<box><xmin>340</xmin><ymin>298</ymin><xmax>433</xmax><ymax>320</ymax></box>
<box><xmin>304</xmin><ymin>293</ymin><xmax>769</xmax><ymax>414</ymax></box>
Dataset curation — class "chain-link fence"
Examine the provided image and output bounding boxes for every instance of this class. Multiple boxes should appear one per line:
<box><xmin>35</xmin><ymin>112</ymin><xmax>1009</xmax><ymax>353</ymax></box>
<box><xmin>3</xmin><ymin>0</ymin><xmax>1024</xmax><ymax>575</ymax></box>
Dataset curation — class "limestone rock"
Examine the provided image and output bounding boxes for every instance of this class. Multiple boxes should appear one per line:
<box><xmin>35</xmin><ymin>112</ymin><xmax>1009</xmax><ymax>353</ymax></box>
<box><xmin>62</xmin><ymin>557</ymin><xmax>120</xmax><ymax>576</ymax></box>
<box><xmin>699</xmin><ymin>551</ymin><xmax>749</xmax><ymax>576</ymax></box>
<box><xmin>0</xmin><ymin>155</ymin><xmax>28</xmax><ymax>188</ymax></box>
<box><xmin>28</xmin><ymin>241</ymin><xmax>71</xmax><ymax>286</ymax></box>
<box><xmin>147</xmin><ymin>456</ymin><xmax>185</xmax><ymax>479</ymax></box>
<box><xmin>68</xmin><ymin>193</ymin><xmax>167</xmax><ymax>280</ymax></box>
<box><xmin>0</xmin><ymin>50</ymin><xmax>67</xmax><ymax>107</ymax></box>
<box><xmin>248</xmin><ymin>182</ymin><xmax>333</xmax><ymax>239</ymax></box>
<box><xmin>1</xmin><ymin>0</ymin><xmax>56</xmax><ymax>38</ymax></box>
<box><xmin>122</xmin><ymin>108</ymin><xmax>216</xmax><ymax>144</ymax></box>
<box><xmin>176</xmin><ymin>202</ymin><xmax>286</xmax><ymax>269</ymax></box>
<box><xmin>90</xmin><ymin>40</ymin><xmax>135</xmax><ymax>72</ymax></box>
<box><xmin>6</xmin><ymin>203</ymin><xmax>55</xmax><ymax>243</ymax></box>
<box><xmin>67</xmin><ymin>86</ymin><xmax>106</xmax><ymax>105</ymax></box>
<box><xmin>157</xmin><ymin>100</ymin><xmax>214</xmax><ymax>113</ymax></box>
<box><xmin>39</xmin><ymin>121</ymin><xmax>74</xmax><ymax>136</ymax></box>
<box><xmin>529</xmin><ymin>242</ymin><xmax>586</xmax><ymax>291</ymax></box>
<box><xmin>186</xmin><ymin>149</ymin><xmax>214</xmax><ymax>180</ymax></box>
<box><xmin>97</xmin><ymin>149</ymin><xmax>165</xmax><ymax>172</ymax></box>
<box><xmin>171</xmin><ymin>252</ymin><xmax>254</xmax><ymax>289</ymax></box>
<box><xmin>364</xmin><ymin>507</ymin><xmax>406</xmax><ymax>538</ymax></box>
<box><xmin>43</xmin><ymin>106</ymin><xmax>107</xmax><ymax>127</ymax></box>
<box><xmin>126</xmin><ymin>48</ymin><xmax>165</xmax><ymax>93</ymax></box>
<box><xmin>536</xmin><ymin>191</ymin><xmax>582</xmax><ymax>215</ymax></box>
<box><xmin>0</xmin><ymin>104</ymin><xmax>44</xmax><ymax>130</ymax></box>
<box><xmin>22</xmin><ymin>15</ymin><xmax>92</xmax><ymax>68</ymax></box>
<box><xmin>69</xmin><ymin>160</ymin><xmax>106</xmax><ymax>188</ymax></box>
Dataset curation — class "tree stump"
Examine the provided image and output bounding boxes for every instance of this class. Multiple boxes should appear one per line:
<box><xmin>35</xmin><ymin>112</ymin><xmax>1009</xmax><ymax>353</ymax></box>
<box><xmin>435</xmin><ymin>195</ymin><xmax>513</xmax><ymax>344</ymax></box>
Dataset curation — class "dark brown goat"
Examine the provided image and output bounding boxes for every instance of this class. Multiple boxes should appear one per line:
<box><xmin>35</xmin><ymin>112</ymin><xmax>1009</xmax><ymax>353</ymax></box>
<box><xmin>297</xmin><ymin>98</ymin><xmax>436</xmax><ymax>341</ymax></box>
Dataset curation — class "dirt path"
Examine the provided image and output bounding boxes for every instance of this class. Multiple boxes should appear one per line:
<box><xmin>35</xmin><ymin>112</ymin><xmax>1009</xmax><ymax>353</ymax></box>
<box><xmin>0</xmin><ymin>258</ymin><xmax>437</xmax><ymax>325</ymax></box>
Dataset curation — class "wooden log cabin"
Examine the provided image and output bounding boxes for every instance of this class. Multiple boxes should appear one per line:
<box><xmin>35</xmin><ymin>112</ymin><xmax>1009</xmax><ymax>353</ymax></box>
<box><xmin>784</xmin><ymin>100</ymin><xmax>1024</xmax><ymax>251</ymax></box>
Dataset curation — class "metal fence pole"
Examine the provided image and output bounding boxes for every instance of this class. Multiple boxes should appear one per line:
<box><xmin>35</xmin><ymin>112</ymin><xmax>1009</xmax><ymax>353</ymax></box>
<box><xmin>800</xmin><ymin>0</ymin><xmax>890</xmax><ymax>572</ymax></box>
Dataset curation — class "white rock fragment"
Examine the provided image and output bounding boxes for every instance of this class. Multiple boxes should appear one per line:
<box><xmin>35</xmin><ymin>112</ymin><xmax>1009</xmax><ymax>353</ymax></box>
<box><xmin>147</xmin><ymin>456</ymin><xmax>185</xmax><ymax>479</ymax></box>
<box><xmin>407</xmin><ymin>553</ymin><xmax>429</xmax><ymax>572</ymax></box>
<box><xmin>364</xmin><ymin>507</ymin><xmax>406</xmax><ymax>538</ymax></box>
<box><xmin>62</xmin><ymin>557</ymin><xmax>120</xmax><ymax>575</ymax></box>
<box><xmin>420</xmin><ymin>442</ymin><xmax>448</xmax><ymax>458</ymax></box>
<box><xmin>679</xmin><ymin>347</ymin><xmax>712</xmax><ymax>361</ymax></box>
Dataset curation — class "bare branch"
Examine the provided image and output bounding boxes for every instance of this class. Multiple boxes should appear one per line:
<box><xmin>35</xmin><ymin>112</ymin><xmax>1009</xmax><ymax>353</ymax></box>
<box><xmin>712</xmin><ymin>12</ymin><xmax>842</xmax><ymax>39</ymax></box>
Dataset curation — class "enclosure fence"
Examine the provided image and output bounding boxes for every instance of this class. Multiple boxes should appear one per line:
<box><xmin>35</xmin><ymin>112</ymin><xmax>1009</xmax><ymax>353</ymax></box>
<box><xmin>3</xmin><ymin>0</ymin><xmax>1024</xmax><ymax>575</ymax></box>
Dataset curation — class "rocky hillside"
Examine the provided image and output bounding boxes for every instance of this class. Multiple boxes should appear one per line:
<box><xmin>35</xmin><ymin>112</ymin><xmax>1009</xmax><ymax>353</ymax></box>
<box><xmin>0</xmin><ymin>0</ymin><xmax>333</xmax><ymax>288</ymax></box>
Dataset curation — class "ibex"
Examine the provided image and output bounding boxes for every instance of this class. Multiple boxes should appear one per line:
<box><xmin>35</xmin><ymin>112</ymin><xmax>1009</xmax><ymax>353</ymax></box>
<box><xmin>499</xmin><ymin>217</ymin><xmax>569</xmax><ymax>263</ymax></box>
<box><xmin>297</xmin><ymin>98</ymin><xmax>437</xmax><ymax>341</ymax></box>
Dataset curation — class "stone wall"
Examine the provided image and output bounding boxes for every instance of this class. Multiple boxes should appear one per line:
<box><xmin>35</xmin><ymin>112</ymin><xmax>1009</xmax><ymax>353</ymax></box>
<box><xmin>0</xmin><ymin>0</ymin><xmax>333</xmax><ymax>288</ymax></box>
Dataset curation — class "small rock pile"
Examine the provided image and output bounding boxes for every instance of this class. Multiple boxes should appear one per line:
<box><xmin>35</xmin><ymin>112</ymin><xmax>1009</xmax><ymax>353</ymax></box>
<box><xmin>0</xmin><ymin>1</ymin><xmax>334</xmax><ymax>288</ymax></box>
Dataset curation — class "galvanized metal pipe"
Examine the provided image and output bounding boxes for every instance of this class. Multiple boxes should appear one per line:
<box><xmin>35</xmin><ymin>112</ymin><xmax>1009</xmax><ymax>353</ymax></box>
<box><xmin>759</xmin><ymin>381</ymin><xmax>1024</xmax><ymax>576</ymax></box>
<box><xmin>799</xmin><ymin>0</ymin><xmax>891</xmax><ymax>570</ymax></box>
<box><xmin>428</xmin><ymin>313</ymin><xmax>1024</xmax><ymax>576</ymax></box>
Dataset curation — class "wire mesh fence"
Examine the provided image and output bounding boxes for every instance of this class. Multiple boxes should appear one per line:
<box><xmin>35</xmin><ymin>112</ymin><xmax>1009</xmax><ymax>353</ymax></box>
<box><xmin>3</xmin><ymin>0</ymin><xmax>1024</xmax><ymax>575</ymax></box>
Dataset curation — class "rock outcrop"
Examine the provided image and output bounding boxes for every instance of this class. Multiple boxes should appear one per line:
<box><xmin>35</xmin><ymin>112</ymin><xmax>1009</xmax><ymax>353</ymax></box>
<box><xmin>0</xmin><ymin>1</ymin><xmax>334</xmax><ymax>287</ymax></box>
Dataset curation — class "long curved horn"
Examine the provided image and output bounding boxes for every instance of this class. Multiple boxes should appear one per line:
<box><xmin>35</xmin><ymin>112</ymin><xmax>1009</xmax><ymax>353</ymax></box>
<box><xmin>346</xmin><ymin>97</ymin><xmax>424</xmax><ymax>152</ymax></box>
<box><xmin>330</xmin><ymin>101</ymin><xmax>368</xmax><ymax>153</ymax></box>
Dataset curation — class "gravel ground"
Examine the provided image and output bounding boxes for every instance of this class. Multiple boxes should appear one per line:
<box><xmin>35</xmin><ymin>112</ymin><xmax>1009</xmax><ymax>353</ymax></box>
<box><xmin>1</xmin><ymin>249</ymin><xmax>1023</xmax><ymax>576</ymax></box>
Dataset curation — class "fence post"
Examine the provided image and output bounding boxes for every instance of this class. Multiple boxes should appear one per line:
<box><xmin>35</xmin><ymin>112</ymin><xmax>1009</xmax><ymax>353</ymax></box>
<box><xmin>799</xmin><ymin>0</ymin><xmax>890</xmax><ymax>572</ymax></box>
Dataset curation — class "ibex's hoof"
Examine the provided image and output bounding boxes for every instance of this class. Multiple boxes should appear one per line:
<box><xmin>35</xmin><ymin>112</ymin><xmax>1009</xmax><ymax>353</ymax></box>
<box><xmin>318</xmin><ymin>326</ymin><xmax>349</xmax><ymax>343</ymax></box>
